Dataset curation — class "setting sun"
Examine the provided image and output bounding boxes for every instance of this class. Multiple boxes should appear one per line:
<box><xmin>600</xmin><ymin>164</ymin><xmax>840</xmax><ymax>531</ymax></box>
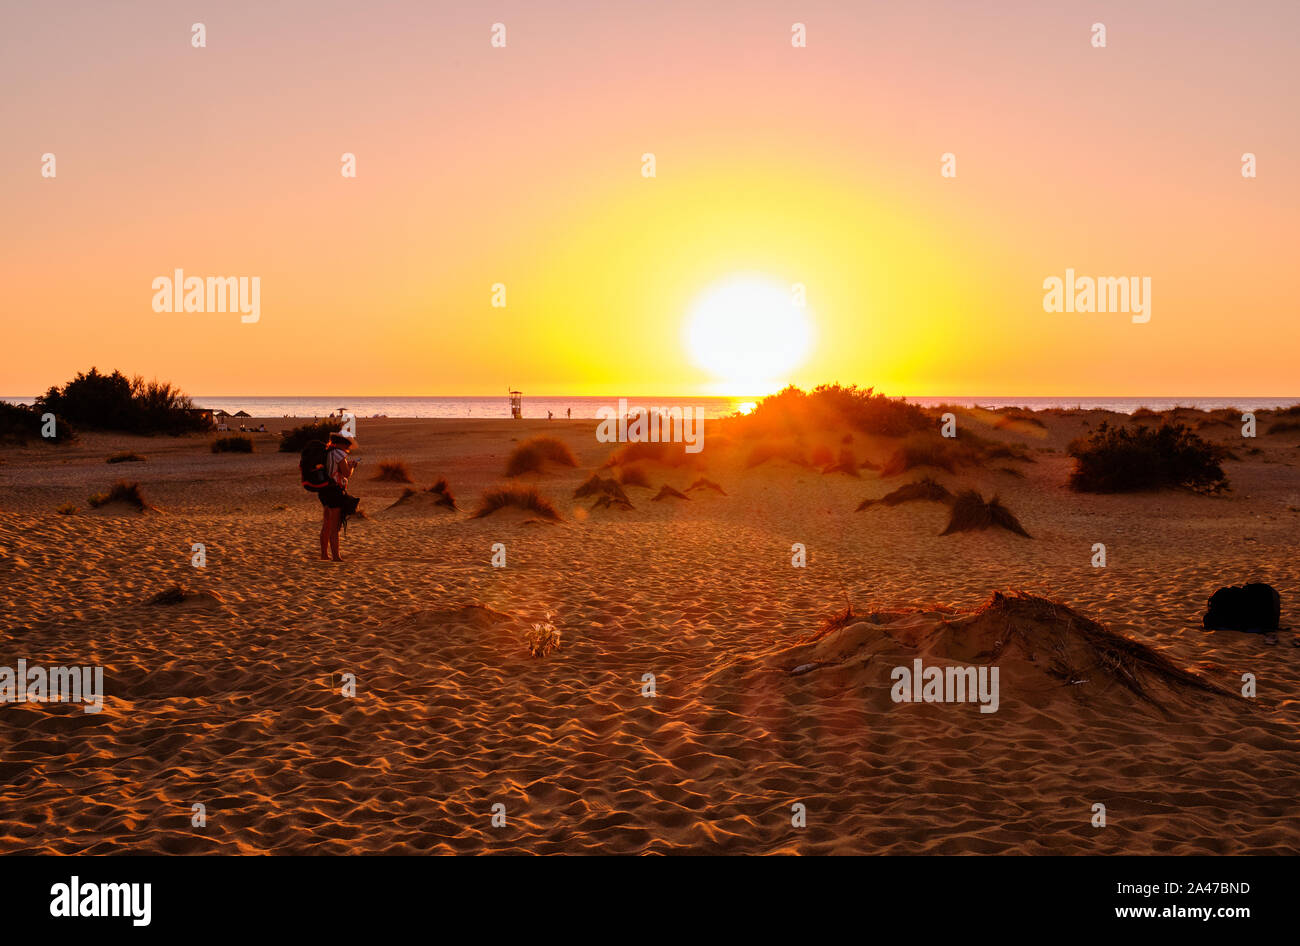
<box><xmin>684</xmin><ymin>276</ymin><xmax>815</xmax><ymax>394</ymax></box>
<box><xmin>2</xmin><ymin>0</ymin><xmax>1298</xmax><ymax>876</ymax></box>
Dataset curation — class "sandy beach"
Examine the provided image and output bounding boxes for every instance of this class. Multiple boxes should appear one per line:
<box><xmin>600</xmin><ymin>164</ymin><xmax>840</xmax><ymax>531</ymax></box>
<box><xmin>2</xmin><ymin>409</ymin><xmax>1297</xmax><ymax>854</ymax></box>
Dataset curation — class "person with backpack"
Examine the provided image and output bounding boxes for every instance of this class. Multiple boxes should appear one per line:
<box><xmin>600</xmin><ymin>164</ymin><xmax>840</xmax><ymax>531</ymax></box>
<box><xmin>301</xmin><ymin>432</ymin><xmax>358</xmax><ymax>561</ymax></box>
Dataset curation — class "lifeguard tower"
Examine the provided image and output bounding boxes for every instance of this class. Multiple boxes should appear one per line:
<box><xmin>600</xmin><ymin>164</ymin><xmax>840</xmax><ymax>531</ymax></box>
<box><xmin>509</xmin><ymin>389</ymin><xmax>523</xmax><ymax>419</ymax></box>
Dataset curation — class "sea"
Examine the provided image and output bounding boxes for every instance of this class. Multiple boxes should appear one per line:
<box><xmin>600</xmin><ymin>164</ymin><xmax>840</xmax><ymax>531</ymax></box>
<box><xmin>3</xmin><ymin>394</ymin><xmax>1298</xmax><ymax>419</ymax></box>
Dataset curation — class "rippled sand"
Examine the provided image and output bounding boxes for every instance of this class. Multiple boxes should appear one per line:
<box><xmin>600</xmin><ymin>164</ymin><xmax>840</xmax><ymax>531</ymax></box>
<box><xmin>1</xmin><ymin>413</ymin><xmax>1297</xmax><ymax>853</ymax></box>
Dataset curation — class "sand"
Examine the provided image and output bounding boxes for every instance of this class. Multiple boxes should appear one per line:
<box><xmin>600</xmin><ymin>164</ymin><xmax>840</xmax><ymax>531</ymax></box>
<box><xmin>1</xmin><ymin>411</ymin><xmax>1298</xmax><ymax>854</ymax></box>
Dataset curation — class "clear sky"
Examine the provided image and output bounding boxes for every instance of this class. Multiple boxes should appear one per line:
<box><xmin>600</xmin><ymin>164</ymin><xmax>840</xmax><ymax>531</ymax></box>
<box><xmin>2</xmin><ymin>1</ymin><xmax>1297</xmax><ymax>397</ymax></box>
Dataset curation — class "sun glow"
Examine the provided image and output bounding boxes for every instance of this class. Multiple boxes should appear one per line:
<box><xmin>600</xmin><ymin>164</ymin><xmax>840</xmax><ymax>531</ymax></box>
<box><xmin>684</xmin><ymin>277</ymin><xmax>815</xmax><ymax>394</ymax></box>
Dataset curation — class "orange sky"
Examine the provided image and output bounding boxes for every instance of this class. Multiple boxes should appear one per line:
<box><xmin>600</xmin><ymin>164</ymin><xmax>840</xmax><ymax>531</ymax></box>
<box><xmin>2</xmin><ymin>1</ymin><xmax>1297</xmax><ymax>397</ymax></box>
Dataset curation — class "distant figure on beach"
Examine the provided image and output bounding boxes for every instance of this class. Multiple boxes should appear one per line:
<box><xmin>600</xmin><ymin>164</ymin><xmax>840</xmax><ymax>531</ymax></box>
<box><xmin>319</xmin><ymin>433</ymin><xmax>358</xmax><ymax>561</ymax></box>
<box><xmin>567</xmin><ymin>407</ymin><xmax>571</xmax><ymax>419</ymax></box>
<box><xmin>547</xmin><ymin>411</ymin><xmax>553</xmax><ymax>420</ymax></box>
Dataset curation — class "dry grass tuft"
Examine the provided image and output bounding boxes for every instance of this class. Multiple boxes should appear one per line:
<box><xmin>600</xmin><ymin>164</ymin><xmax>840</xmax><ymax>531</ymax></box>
<box><xmin>471</xmin><ymin>484</ymin><xmax>561</xmax><ymax>521</ymax></box>
<box><xmin>881</xmin><ymin>433</ymin><xmax>980</xmax><ymax>476</ymax></box>
<box><xmin>993</xmin><ymin>408</ymin><xmax>1047</xmax><ymax>430</ymax></box>
<box><xmin>429</xmin><ymin>477</ymin><xmax>456</xmax><ymax>507</ymax></box>
<box><xmin>372</xmin><ymin>459</ymin><xmax>414</xmax><ymax>482</ymax></box>
<box><xmin>685</xmin><ymin>477</ymin><xmax>727</xmax><ymax>495</ymax></box>
<box><xmin>975</xmin><ymin>592</ymin><xmax>1245</xmax><ymax>710</ymax></box>
<box><xmin>941</xmin><ymin>489</ymin><xmax>1030</xmax><ymax>537</ymax></box>
<box><xmin>396</xmin><ymin>478</ymin><xmax>457</xmax><ymax>509</ymax></box>
<box><xmin>88</xmin><ymin>480</ymin><xmax>152</xmax><ymax>511</ymax></box>
<box><xmin>801</xmin><ymin>602</ymin><xmax>858</xmax><ymax>645</ymax></box>
<box><xmin>857</xmin><ymin>476</ymin><xmax>952</xmax><ymax>511</ymax></box>
<box><xmin>603</xmin><ymin>440</ymin><xmax>703</xmax><ymax>469</ymax></box>
<box><xmin>573</xmin><ymin>473</ymin><xmax>630</xmax><ymax>503</ymax></box>
<box><xmin>506</xmin><ymin>437</ymin><xmax>578</xmax><ymax>476</ymax></box>
<box><xmin>615</xmin><ymin>464</ymin><xmax>652</xmax><ymax>488</ymax></box>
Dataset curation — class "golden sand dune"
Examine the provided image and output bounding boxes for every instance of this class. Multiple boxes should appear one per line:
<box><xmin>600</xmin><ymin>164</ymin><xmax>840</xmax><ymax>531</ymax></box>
<box><xmin>1</xmin><ymin>414</ymin><xmax>1298</xmax><ymax>853</ymax></box>
<box><xmin>725</xmin><ymin>591</ymin><xmax>1249</xmax><ymax>717</ymax></box>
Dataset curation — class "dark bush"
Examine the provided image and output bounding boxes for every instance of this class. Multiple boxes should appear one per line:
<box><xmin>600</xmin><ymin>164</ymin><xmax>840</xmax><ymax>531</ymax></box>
<box><xmin>738</xmin><ymin>384</ymin><xmax>929</xmax><ymax>437</ymax></box>
<box><xmin>37</xmin><ymin>368</ymin><xmax>210</xmax><ymax>435</ymax></box>
<box><xmin>212</xmin><ymin>435</ymin><xmax>254</xmax><ymax>453</ymax></box>
<box><xmin>279</xmin><ymin>419</ymin><xmax>342</xmax><ymax>453</ymax></box>
<box><xmin>1068</xmin><ymin>422</ymin><xmax>1228</xmax><ymax>494</ymax></box>
<box><xmin>0</xmin><ymin>401</ymin><xmax>75</xmax><ymax>444</ymax></box>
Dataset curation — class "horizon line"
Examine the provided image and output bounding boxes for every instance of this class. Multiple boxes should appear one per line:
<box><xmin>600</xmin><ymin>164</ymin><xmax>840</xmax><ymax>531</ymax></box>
<box><xmin>7</xmin><ymin>392</ymin><xmax>1300</xmax><ymax>401</ymax></box>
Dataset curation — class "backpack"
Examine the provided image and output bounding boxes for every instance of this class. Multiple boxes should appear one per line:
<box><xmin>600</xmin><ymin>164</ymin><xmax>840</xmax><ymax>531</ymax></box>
<box><xmin>300</xmin><ymin>440</ymin><xmax>331</xmax><ymax>492</ymax></box>
<box><xmin>1203</xmin><ymin>582</ymin><xmax>1281</xmax><ymax>632</ymax></box>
